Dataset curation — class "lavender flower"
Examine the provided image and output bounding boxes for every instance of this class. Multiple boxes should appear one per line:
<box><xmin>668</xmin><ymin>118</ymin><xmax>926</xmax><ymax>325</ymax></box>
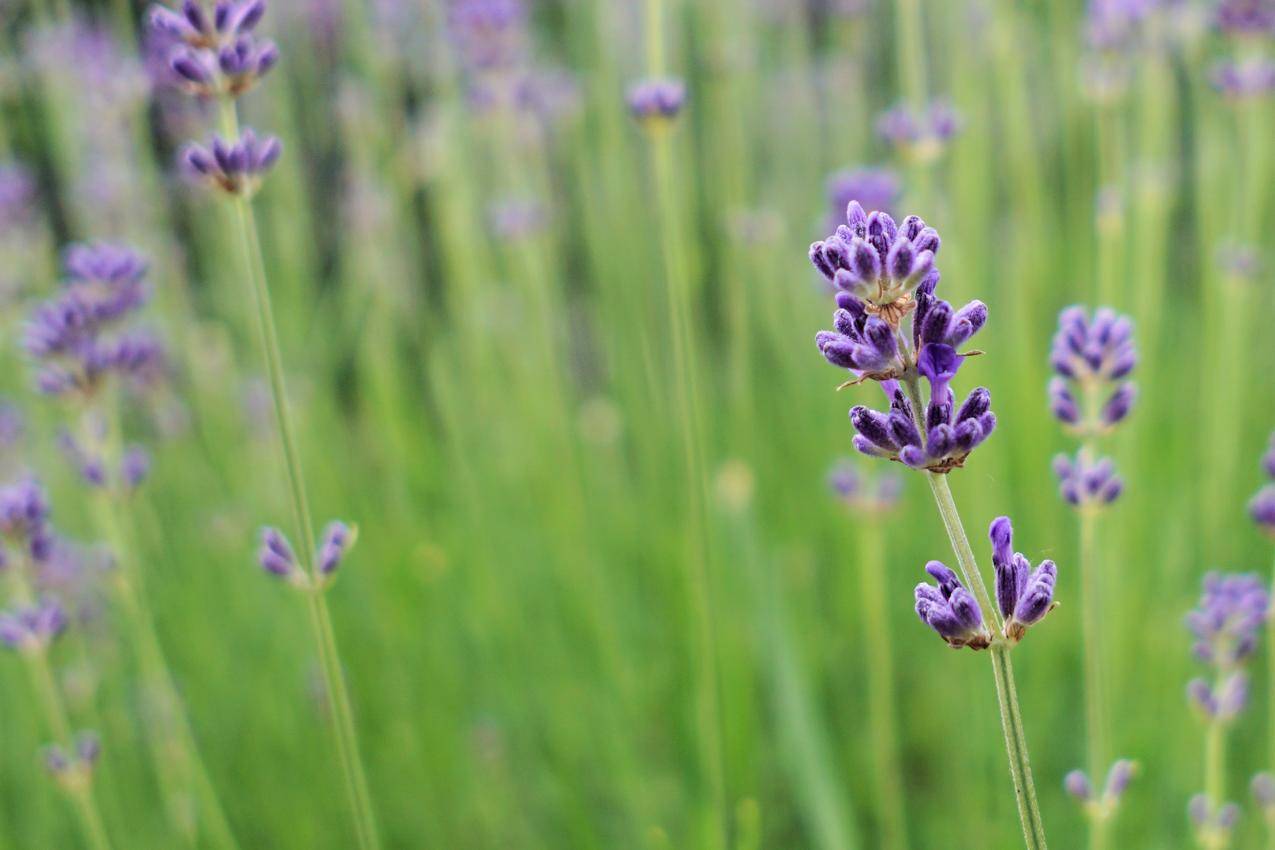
<box><xmin>0</xmin><ymin>479</ymin><xmax>54</xmax><ymax>562</ymax></box>
<box><xmin>1211</xmin><ymin>56</ymin><xmax>1275</xmax><ymax>98</ymax></box>
<box><xmin>989</xmin><ymin>516</ymin><xmax>1058</xmax><ymax>642</ymax></box>
<box><xmin>1065</xmin><ymin>759</ymin><xmax>1138</xmax><ymax>819</ymax></box>
<box><xmin>1189</xmin><ymin>795</ymin><xmax>1241</xmax><ymax>845</ymax></box>
<box><xmin>825</xmin><ymin>168</ymin><xmax>900</xmax><ymax>230</ymax></box>
<box><xmin>1188</xmin><ymin>672</ymin><xmax>1250</xmax><ymax>721</ymax></box>
<box><xmin>182</xmin><ymin>130</ymin><xmax>282</xmax><ymax>196</ymax></box>
<box><xmin>1264</xmin><ymin>431</ymin><xmax>1275</xmax><ymax>479</ymax></box>
<box><xmin>1187</xmin><ymin>572</ymin><xmax>1269</xmax><ymax>668</ymax></box>
<box><xmin>1215</xmin><ymin>0</ymin><xmax>1275</xmax><ymax>37</ymax></box>
<box><xmin>259</xmin><ymin>521</ymin><xmax>356</xmax><ymax>589</ymax></box>
<box><xmin>1251</xmin><ymin>485</ymin><xmax>1275</xmax><ymax>537</ymax></box>
<box><xmin>1254</xmin><ymin>773</ymin><xmax>1275</xmax><ymax>822</ymax></box>
<box><xmin>1048</xmin><ymin>306</ymin><xmax>1137</xmax><ymax>435</ymax></box>
<box><xmin>627</xmin><ymin>78</ymin><xmax>687</xmax><ymax>124</ymax></box>
<box><xmin>914</xmin><ymin>561</ymin><xmax>990</xmax><ymax>649</ymax></box>
<box><xmin>148</xmin><ymin>0</ymin><xmax>267</xmax><ymax>49</ymax></box>
<box><xmin>42</xmin><ymin>729</ymin><xmax>102</xmax><ymax>789</ymax></box>
<box><xmin>827</xmin><ymin>458</ymin><xmax>903</xmax><ymax>513</ymax></box>
<box><xmin>812</xmin><ymin>202</ymin><xmax>995</xmax><ymax>472</ymax></box>
<box><xmin>810</xmin><ymin>201</ymin><xmax>940</xmax><ymax>327</ymax></box>
<box><xmin>875</xmin><ymin>100</ymin><xmax>961</xmax><ymax>162</ymax></box>
<box><xmin>0</xmin><ymin>599</ymin><xmax>68</xmax><ymax>652</ymax></box>
<box><xmin>1053</xmin><ymin>450</ymin><xmax>1124</xmax><ymax>508</ymax></box>
<box><xmin>447</xmin><ymin>0</ymin><xmax>529</xmax><ymax>72</ymax></box>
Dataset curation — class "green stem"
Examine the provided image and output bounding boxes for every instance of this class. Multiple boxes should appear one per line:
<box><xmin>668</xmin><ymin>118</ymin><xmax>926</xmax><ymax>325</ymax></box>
<box><xmin>925</xmin><ymin>472</ymin><xmax>1049</xmax><ymax>850</ymax></box>
<box><xmin>10</xmin><ymin>566</ymin><xmax>113</xmax><ymax>850</ymax></box>
<box><xmin>1078</xmin><ymin>502</ymin><xmax>1109</xmax><ymax>850</ymax></box>
<box><xmin>856</xmin><ymin>525</ymin><xmax>909</xmax><ymax>850</ymax></box>
<box><xmin>1203</xmin><ymin>718</ymin><xmax>1228</xmax><ymax>850</ymax></box>
<box><xmin>894</xmin><ymin>0</ymin><xmax>928</xmax><ymax>108</ymax></box>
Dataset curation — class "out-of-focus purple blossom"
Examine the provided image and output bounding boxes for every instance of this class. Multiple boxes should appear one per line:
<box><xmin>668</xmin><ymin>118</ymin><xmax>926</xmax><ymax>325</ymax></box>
<box><xmin>1211</xmin><ymin>57</ymin><xmax>1275</xmax><ymax>98</ymax></box>
<box><xmin>1262</xmin><ymin>432</ymin><xmax>1275</xmax><ymax>479</ymax></box>
<box><xmin>447</xmin><ymin>0</ymin><xmax>528</xmax><ymax>72</ymax></box>
<box><xmin>825</xmin><ymin>168</ymin><xmax>900</xmax><ymax>230</ymax></box>
<box><xmin>1189</xmin><ymin>795</ymin><xmax>1241</xmax><ymax>845</ymax></box>
<box><xmin>1187</xmin><ymin>572</ymin><xmax>1268</xmax><ymax>668</ymax></box>
<box><xmin>827</xmin><ymin>458</ymin><xmax>903</xmax><ymax>513</ymax></box>
<box><xmin>166</xmin><ymin>32</ymin><xmax>278</xmax><ymax>97</ymax></box>
<box><xmin>0</xmin><ymin>402</ymin><xmax>23</xmax><ymax>452</ymax></box>
<box><xmin>1053</xmin><ymin>450</ymin><xmax>1124</xmax><ymax>508</ymax></box>
<box><xmin>1188</xmin><ymin>672</ymin><xmax>1250</xmax><ymax>720</ymax></box>
<box><xmin>875</xmin><ymin>100</ymin><xmax>961</xmax><ymax>162</ymax></box>
<box><xmin>258</xmin><ymin>526</ymin><xmax>301</xmax><ymax>582</ymax></box>
<box><xmin>914</xmin><ymin>561</ymin><xmax>990</xmax><ymax>649</ymax></box>
<box><xmin>988</xmin><ymin>516</ymin><xmax>1058</xmax><ymax>642</ymax></box>
<box><xmin>25</xmin><ymin>19</ymin><xmax>150</xmax><ymax>116</ymax></box>
<box><xmin>0</xmin><ymin>598</ymin><xmax>68</xmax><ymax>652</ymax></box>
<box><xmin>121</xmin><ymin>447</ymin><xmax>151</xmax><ymax>490</ymax></box>
<box><xmin>1048</xmin><ymin>306</ymin><xmax>1137</xmax><ymax>435</ymax></box>
<box><xmin>316</xmin><ymin>521</ymin><xmax>354</xmax><ymax>576</ymax></box>
<box><xmin>0</xmin><ymin>478</ymin><xmax>54</xmax><ymax>561</ymax></box>
<box><xmin>1253</xmin><ymin>772</ymin><xmax>1275</xmax><ymax>816</ymax></box>
<box><xmin>627</xmin><ymin>78</ymin><xmax>687</xmax><ymax>124</ymax></box>
<box><xmin>182</xmin><ymin>129</ymin><xmax>282</xmax><ymax>196</ymax></box>
<box><xmin>147</xmin><ymin>0</ymin><xmax>267</xmax><ymax>49</ymax></box>
<box><xmin>1065</xmin><ymin>759</ymin><xmax>1137</xmax><ymax>817</ymax></box>
<box><xmin>1250</xmin><ymin>485</ymin><xmax>1275</xmax><ymax>537</ymax></box>
<box><xmin>1085</xmin><ymin>0</ymin><xmax>1156</xmax><ymax>51</ymax></box>
<box><xmin>0</xmin><ymin>162</ymin><xmax>37</xmax><ymax>230</ymax></box>
<box><xmin>1215</xmin><ymin>0</ymin><xmax>1275</xmax><ymax>37</ymax></box>
<box><xmin>488</xmin><ymin>198</ymin><xmax>548</xmax><ymax>240</ymax></box>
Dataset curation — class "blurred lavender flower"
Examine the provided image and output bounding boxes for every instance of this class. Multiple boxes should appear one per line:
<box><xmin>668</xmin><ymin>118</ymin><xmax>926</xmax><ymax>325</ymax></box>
<box><xmin>1053</xmin><ymin>450</ymin><xmax>1124</xmax><ymax>508</ymax></box>
<box><xmin>1048</xmin><ymin>306</ymin><xmax>1137</xmax><ymax>436</ymax></box>
<box><xmin>1215</xmin><ymin>0</ymin><xmax>1275</xmax><ymax>37</ymax></box>
<box><xmin>0</xmin><ymin>160</ymin><xmax>50</xmax><ymax>309</ymax></box>
<box><xmin>1210</xmin><ymin>56</ymin><xmax>1275</xmax><ymax>97</ymax></box>
<box><xmin>0</xmin><ymin>598</ymin><xmax>68</xmax><ymax>652</ymax></box>
<box><xmin>447</xmin><ymin>0</ymin><xmax>528</xmax><ymax>72</ymax></box>
<box><xmin>182</xmin><ymin>130</ymin><xmax>282</xmax><ymax>196</ymax></box>
<box><xmin>1065</xmin><ymin>759</ymin><xmax>1138</xmax><ymax>820</ymax></box>
<box><xmin>989</xmin><ymin>516</ymin><xmax>1058</xmax><ymax>642</ymax></box>
<box><xmin>1254</xmin><ymin>773</ymin><xmax>1275</xmax><ymax>823</ymax></box>
<box><xmin>1189</xmin><ymin>795</ymin><xmax>1240</xmax><ymax>845</ymax></box>
<box><xmin>1188</xmin><ymin>671</ymin><xmax>1250</xmax><ymax>720</ymax></box>
<box><xmin>259</xmin><ymin>521</ymin><xmax>356</xmax><ymax>589</ymax></box>
<box><xmin>627</xmin><ymin>78</ymin><xmax>687</xmax><ymax>124</ymax></box>
<box><xmin>0</xmin><ymin>478</ymin><xmax>54</xmax><ymax>562</ymax></box>
<box><xmin>42</xmin><ymin>729</ymin><xmax>101</xmax><ymax>790</ymax></box>
<box><xmin>24</xmin><ymin>243</ymin><xmax>165</xmax><ymax>400</ymax></box>
<box><xmin>0</xmin><ymin>161</ymin><xmax>37</xmax><ymax>230</ymax></box>
<box><xmin>827</xmin><ymin>457</ymin><xmax>903</xmax><ymax>513</ymax></box>
<box><xmin>1187</xmin><ymin>572</ymin><xmax>1268</xmax><ymax>668</ymax></box>
<box><xmin>825</xmin><ymin>168</ymin><xmax>900</xmax><ymax>230</ymax></box>
<box><xmin>875</xmin><ymin>100</ymin><xmax>961</xmax><ymax>162</ymax></box>
<box><xmin>1251</xmin><ymin>485</ymin><xmax>1275</xmax><ymax>537</ymax></box>
<box><xmin>149</xmin><ymin>0</ymin><xmax>278</xmax><ymax>97</ymax></box>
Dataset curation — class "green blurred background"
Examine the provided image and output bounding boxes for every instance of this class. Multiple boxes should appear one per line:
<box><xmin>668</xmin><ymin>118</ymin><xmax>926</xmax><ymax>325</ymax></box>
<box><xmin>1</xmin><ymin>0</ymin><xmax>1274</xmax><ymax>847</ymax></box>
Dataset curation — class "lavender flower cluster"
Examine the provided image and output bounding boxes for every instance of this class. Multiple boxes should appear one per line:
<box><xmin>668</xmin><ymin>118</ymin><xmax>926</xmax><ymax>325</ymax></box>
<box><xmin>627</xmin><ymin>78</ymin><xmax>687</xmax><ymax>124</ymax></box>
<box><xmin>24</xmin><ymin>243</ymin><xmax>164</xmax><ymax>402</ymax></box>
<box><xmin>827</xmin><ymin>458</ymin><xmax>903</xmax><ymax>514</ymax></box>
<box><xmin>1249</xmin><ymin>431</ymin><xmax>1275</xmax><ymax>536</ymax></box>
<box><xmin>147</xmin><ymin>0</ymin><xmax>282</xmax><ymax>196</ymax></box>
<box><xmin>1049</xmin><ymin>306</ymin><xmax>1136</xmax><ymax>435</ymax></box>
<box><xmin>258</xmin><ymin>521</ymin><xmax>356</xmax><ymax>591</ymax></box>
<box><xmin>812</xmin><ymin>202</ymin><xmax>994</xmax><ymax>473</ymax></box>
<box><xmin>914</xmin><ymin>516</ymin><xmax>1057</xmax><ymax>649</ymax></box>
<box><xmin>875</xmin><ymin>100</ymin><xmax>961</xmax><ymax>162</ymax></box>
<box><xmin>0</xmin><ymin>481</ymin><xmax>67</xmax><ymax>653</ymax></box>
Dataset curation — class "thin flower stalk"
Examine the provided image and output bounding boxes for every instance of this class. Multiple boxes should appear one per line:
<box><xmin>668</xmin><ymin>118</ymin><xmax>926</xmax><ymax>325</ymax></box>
<box><xmin>636</xmin><ymin>1</ymin><xmax>724</xmax><ymax>846</ymax></box>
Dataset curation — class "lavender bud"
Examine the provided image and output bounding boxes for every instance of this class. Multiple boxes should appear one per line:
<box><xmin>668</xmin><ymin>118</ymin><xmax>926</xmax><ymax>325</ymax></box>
<box><xmin>1064</xmin><ymin>770</ymin><xmax>1093</xmax><ymax>802</ymax></box>
<box><xmin>258</xmin><ymin>526</ymin><xmax>299</xmax><ymax>580</ymax></box>
<box><xmin>627</xmin><ymin>78</ymin><xmax>686</xmax><ymax>125</ymax></box>
<box><xmin>1250</xmin><ymin>485</ymin><xmax>1275</xmax><ymax>537</ymax></box>
<box><xmin>316</xmin><ymin>520</ymin><xmax>354</xmax><ymax>576</ymax></box>
<box><xmin>1103</xmin><ymin>759</ymin><xmax>1136</xmax><ymax>803</ymax></box>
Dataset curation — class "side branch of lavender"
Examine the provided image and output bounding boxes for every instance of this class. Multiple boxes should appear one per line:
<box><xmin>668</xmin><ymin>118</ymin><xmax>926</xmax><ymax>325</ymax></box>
<box><xmin>147</xmin><ymin>3</ymin><xmax>381</xmax><ymax>847</ymax></box>
<box><xmin>811</xmin><ymin>201</ymin><xmax>1050</xmax><ymax>848</ymax></box>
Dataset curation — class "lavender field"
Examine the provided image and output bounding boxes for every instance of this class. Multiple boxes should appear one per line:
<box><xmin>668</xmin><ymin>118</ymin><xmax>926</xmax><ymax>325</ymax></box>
<box><xmin>1</xmin><ymin>0</ymin><xmax>1274</xmax><ymax>848</ymax></box>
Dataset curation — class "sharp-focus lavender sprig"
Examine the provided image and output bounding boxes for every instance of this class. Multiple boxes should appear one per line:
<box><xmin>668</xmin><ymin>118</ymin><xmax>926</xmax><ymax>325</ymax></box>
<box><xmin>875</xmin><ymin>100</ymin><xmax>961</xmax><ymax>162</ymax></box>
<box><xmin>1049</xmin><ymin>306</ymin><xmax>1137</xmax><ymax>437</ymax></box>
<box><xmin>812</xmin><ymin>202</ymin><xmax>992</xmax><ymax>472</ymax></box>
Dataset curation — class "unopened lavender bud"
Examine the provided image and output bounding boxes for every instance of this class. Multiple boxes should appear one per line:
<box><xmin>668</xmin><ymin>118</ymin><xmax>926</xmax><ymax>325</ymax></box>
<box><xmin>1188</xmin><ymin>678</ymin><xmax>1216</xmax><ymax>717</ymax></box>
<box><xmin>1250</xmin><ymin>485</ymin><xmax>1275</xmax><ymax>536</ymax></box>
<box><xmin>989</xmin><ymin>515</ymin><xmax>1013</xmax><ymax>568</ymax></box>
<box><xmin>1103</xmin><ymin>759</ymin><xmax>1135</xmax><ymax>803</ymax></box>
<box><xmin>850</xmin><ymin>406</ymin><xmax>898</xmax><ymax>452</ymax></box>
<box><xmin>75</xmin><ymin>731</ymin><xmax>101</xmax><ymax>765</ymax></box>
<box><xmin>316</xmin><ymin>520</ymin><xmax>354</xmax><ymax>576</ymax></box>
<box><xmin>258</xmin><ymin>526</ymin><xmax>299</xmax><ymax>579</ymax></box>
<box><xmin>43</xmin><ymin>745</ymin><xmax>71</xmax><ymax>776</ymax></box>
<box><xmin>1216</xmin><ymin>672</ymin><xmax>1249</xmax><ymax>720</ymax></box>
<box><xmin>1065</xmin><ymin>770</ymin><xmax>1093</xmax><ymax>802</ymax></box>
<box><xmin>1101</xmin><ymin>383</ymin><xmax>1136</xmax><ymax>427</ymax></box>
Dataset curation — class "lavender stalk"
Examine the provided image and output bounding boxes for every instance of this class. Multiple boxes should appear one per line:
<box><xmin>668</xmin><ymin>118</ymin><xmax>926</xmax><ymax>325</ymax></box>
<box><xmin>812</xmin><ymin>199</ymin><xmax>1049</xmax><ymax>848</ymax></box>
<box><xmin>148</xmin><ymin>3</ymin><xmax>381</xmax><ymax>846</ymax></box>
